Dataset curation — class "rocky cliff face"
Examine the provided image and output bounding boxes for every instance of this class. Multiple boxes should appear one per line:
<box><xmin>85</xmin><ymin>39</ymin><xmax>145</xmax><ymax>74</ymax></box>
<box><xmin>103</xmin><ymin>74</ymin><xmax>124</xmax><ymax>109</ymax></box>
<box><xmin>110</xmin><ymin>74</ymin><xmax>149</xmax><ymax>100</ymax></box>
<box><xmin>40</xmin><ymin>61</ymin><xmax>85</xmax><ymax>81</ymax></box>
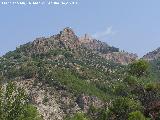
<box><xmin>79</xmin><ymin>34</ymin><xmax>113</xmax><ymax>53</ymax></box>
<box><xmin>79</xmin><ymin>34</ymin><xmax>137</xmax><ymax>64</ymax></box>
<box><xmin>143</xmin><ymin>47</ymin><xmax>160</xmax><ymax>61</ymax></box>
<box><xmin>102</xmin><ymin>52</ymin><xmax>138</xmax><ymax>65</ymax></box>
<box><xmin>14</xmin><ymin>78</ymin><xmax>105</xmax><ymax>120</ymax></box>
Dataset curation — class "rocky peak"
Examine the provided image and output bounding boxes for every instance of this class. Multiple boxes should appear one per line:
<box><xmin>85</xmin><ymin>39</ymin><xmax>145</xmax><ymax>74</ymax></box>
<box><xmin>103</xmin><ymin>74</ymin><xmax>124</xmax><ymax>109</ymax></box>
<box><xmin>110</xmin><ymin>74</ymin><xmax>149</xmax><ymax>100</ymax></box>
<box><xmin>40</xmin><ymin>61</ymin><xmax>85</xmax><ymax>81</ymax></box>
<box><xmin>62</xmin><ymin>27</ymin><xmax>75</xmax><ymax>35</ymax></box>
<box><xmin>20</xmin><ymin>27</ymin><xmax>80</xmax><ymax>54</ymax></box>
<box><xmin>55</xmin><ymin>27</ymin><xmax>78</xmax><ymax>42</ymax></box>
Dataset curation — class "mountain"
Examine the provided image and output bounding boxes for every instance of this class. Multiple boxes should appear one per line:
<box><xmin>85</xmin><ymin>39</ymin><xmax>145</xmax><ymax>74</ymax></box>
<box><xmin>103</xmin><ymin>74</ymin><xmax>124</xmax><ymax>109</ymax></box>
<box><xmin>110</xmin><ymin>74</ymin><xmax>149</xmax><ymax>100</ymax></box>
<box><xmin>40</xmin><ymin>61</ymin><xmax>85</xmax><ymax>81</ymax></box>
<box><xmin>143</xmin><ymin>47</ymin><xmax>160</xmax><ymax>61</ymax></box>
<box><xmin>1</xmin><ymin>27</ymin><xmax>160</xmax><ymax>120</ymax></box>
<box><xmin>0</xmin><ymin>27</ymin><xmax>139</xmax><ymax>120</ymax></box>
<box><xmin>5</xmin><ymin>27</ymin><xmax>137</xmax><ymax>65</ymax></box>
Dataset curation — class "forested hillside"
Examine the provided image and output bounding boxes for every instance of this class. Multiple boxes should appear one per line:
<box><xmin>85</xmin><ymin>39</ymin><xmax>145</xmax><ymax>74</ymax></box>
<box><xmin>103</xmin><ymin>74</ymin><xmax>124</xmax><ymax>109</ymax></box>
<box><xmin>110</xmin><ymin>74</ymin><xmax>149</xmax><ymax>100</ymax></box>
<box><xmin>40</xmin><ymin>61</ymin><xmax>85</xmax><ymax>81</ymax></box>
<box><xmin>0</xmin><ymin>28</ymin><xmax>160</xmax><ymax>120</ymax></box>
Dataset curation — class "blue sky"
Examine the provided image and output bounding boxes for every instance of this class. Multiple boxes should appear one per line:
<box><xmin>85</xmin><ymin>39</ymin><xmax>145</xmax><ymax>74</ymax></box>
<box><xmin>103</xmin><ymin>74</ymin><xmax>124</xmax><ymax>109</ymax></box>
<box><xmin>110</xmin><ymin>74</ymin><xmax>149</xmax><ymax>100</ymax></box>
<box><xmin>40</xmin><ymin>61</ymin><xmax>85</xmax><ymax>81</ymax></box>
<box><xmin>0</xmin><ymin>0</ymin><xmax>160</xmax><ymax>57</ymax></box>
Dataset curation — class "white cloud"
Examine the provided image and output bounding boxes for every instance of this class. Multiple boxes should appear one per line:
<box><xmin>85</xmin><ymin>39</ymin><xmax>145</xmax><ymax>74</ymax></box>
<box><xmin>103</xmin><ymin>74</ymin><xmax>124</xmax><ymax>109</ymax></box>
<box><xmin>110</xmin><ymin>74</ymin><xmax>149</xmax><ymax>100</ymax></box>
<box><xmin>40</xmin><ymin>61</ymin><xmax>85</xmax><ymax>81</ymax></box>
<box><xmin>92</xmin><ymin>26</ymin><xmax>115</xmax><ymax>39</ymax></box>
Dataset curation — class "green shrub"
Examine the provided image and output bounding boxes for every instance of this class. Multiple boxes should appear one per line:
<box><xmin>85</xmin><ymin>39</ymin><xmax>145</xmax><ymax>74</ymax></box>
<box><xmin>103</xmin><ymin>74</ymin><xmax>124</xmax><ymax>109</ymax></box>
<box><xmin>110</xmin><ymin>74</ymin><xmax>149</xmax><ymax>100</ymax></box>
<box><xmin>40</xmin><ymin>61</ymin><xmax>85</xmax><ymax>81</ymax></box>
<box><xmin>64</xmin><ymin>51</ymin><xmax>73</xmax><ymax>59</ymax></box>
<box><xmin>128</xmin><ymin>60</ymin><xmax>149</xmax><ymax>77</ymax></box>
<box><xmin>20</xmin><ymin>66</ymin><xmax>36</xmax><ymax>79</ymax></box>
<box><xmin>6</xmin><ymin>67</ymin><xmax>20</xmax><ymax>79</ymax></box>
<box><xmin>113</xmin><ymin>83</ymin><xmax>130</xmax><ymax>97</ymax></box>
<box><xmin>107</xmin><ymin>97</ymin><xmax>142</xmax><ymax>120</ymax></box>
<box><xmin>66</xmin><ymin>112</ymin><xmax>89</xmax><ymax>120</ymax></box>
<box><xmin>19</xmin><ymin>105</ymin><xmax>42</xmax><ymax>120</ymax></box>
<box><xmin>123</xmin><ymin>75</ymin><xmax>138</xmax><ymax>86</ymax></box>
<box><xmin>128</xmin><ymin>111</ymin><xmax>146</xmax><ymax>120</ymax></box>
<box><xmin>97</xmin><ymin>108</ymin><xmax>108</xmax><ymax>120</ymax></box>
